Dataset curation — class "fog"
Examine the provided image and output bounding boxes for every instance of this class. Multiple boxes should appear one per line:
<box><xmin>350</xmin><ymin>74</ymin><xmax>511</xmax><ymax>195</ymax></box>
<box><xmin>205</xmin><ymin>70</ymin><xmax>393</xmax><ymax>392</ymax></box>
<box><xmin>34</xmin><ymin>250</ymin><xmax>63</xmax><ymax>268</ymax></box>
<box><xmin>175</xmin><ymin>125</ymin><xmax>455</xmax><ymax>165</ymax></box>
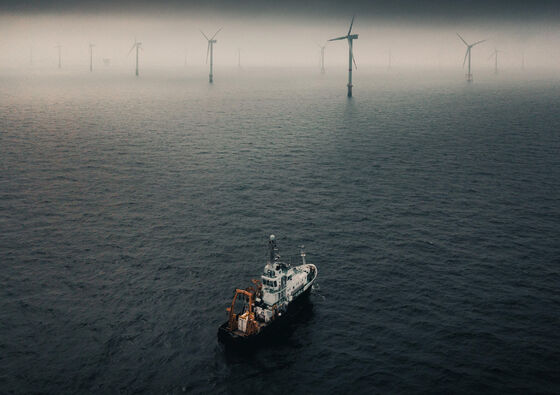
<box><xmin>1</xmin><ymin>11</ymin><xmax>559</xmax><ymax>73</ymax></box>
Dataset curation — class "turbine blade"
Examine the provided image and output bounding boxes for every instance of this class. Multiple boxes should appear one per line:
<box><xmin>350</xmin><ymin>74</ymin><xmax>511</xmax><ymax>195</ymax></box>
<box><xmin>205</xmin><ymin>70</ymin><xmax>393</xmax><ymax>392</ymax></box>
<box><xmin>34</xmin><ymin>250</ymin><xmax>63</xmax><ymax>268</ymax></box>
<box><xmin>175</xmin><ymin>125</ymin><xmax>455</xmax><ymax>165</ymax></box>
<box><xmin>329</xmin><ymin>36</ymin><xmax>348</xmax><ymax>41</ymax></box>
<box><xmin>462</xmin><ymin>49</ymin><xmax>468</xmax><ymax>67</ymax></box>
<box><xmin>127</xmin><ymin>43</ymin><xmax>136</xmax><ymax>56</ymax></box>
<box><xmin>211</xmin><ymin>27</ymin><xmax>223</xmax><ymax>40</ymax></box>
<box><xmin>472</xmin><ymin>39</ymin><xmax>487</xmax><ymax>47</ymax></box>
<box><xmin>456</xmin><ymin>33</ymin><xmax>468</xmax><ymax>46</ymax></box>
<box><xmin>348</xmin><ymin>15</ymin><xmax>355</xmax><ymax>36</ymax></box>
<box><xmin>352</xmin><ymin>54</ymin><xmax>357</xmax><ymax>70</ymax></box>
<box><xmin>206</xmin><ymin>42</ymin><xmax>210</xmax><ymax>64</ymax></box>
<box><xmin>200</xmin><ymin>30</ymin><xmax>210</xmax><ymax>41</ymax></box>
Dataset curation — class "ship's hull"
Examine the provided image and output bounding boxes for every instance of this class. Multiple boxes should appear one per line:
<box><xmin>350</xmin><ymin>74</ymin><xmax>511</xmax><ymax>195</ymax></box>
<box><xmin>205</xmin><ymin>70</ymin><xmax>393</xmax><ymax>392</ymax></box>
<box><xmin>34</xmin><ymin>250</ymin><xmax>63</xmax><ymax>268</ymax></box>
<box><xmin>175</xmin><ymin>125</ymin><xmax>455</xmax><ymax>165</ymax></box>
<box><xmin>218</xmin><ymin>284</ymin><xmax>313</xmax><ymax>347</ymax></box>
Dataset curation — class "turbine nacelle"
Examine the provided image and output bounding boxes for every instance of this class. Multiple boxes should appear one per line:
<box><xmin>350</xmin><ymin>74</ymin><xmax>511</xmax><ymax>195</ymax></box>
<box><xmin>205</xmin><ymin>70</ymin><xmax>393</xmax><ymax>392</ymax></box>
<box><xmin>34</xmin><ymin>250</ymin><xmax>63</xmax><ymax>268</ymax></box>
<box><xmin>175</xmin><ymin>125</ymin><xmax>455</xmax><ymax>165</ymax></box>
<box><xmin>328</xmin><ymin>34</ymin><xmax>358</xmax><ymax>41</ymax></box>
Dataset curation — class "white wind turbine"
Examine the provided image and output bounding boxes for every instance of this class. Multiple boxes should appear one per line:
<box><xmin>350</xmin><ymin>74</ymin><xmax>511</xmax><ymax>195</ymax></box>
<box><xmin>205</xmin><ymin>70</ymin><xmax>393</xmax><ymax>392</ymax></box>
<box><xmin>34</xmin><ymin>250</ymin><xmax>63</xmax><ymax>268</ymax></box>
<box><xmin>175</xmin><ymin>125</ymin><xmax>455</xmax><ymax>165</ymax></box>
<box><xmin>329</xmin><ymin>16</ymin><xmax>358</xmax><ymax>97</ymax></box>
<box><xmin>457</xmin><ymin>33</ymin><xmax>486</xmax><ymax>82</ymax></box>
<box><xmin>55</xmin><ymin>44</ymin><xmax>62</xmax><ymax>68</ymax></box>
<box><xmin>200</xmin><ymin>28</ymin><xmax>222</xmax><ymax>83</ymax></box>
<box><xmin>128</xmin><ymin>39</ymin><xmax>142</xmax><ymax>77</ymax></box>
<box><xmin>317</xmin><ymin>42</ymin><xmax>326</xmax><ymax>74</ymax></box>
<box><xmin>489</xmin><ymin>48</ymin><xmax>503</xmax><ymax>74</ymax></box>
<box><xmin>89</xmin><ymin>43</ymin><xmax>95</xmax><ymax>72</ymax></box>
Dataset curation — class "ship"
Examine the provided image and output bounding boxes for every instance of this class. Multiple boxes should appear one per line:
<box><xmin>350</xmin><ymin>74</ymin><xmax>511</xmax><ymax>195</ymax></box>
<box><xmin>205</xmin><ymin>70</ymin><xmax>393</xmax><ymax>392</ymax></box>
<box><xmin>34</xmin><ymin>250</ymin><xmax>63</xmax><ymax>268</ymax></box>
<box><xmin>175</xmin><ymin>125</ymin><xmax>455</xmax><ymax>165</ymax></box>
<box><xmin>218</xmin><ymin>235</ymin><xmax>317</xmax><ymax>345</ymax></box>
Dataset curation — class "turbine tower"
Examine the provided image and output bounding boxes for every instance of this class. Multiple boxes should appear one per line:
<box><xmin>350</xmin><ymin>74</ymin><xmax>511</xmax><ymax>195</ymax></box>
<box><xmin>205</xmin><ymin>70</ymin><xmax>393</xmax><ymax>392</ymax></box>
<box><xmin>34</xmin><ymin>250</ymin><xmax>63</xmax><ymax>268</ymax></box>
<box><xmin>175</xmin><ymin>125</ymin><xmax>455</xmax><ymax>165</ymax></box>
<box><xmin>457</xmin><ymin>33</ymin><xmax>486</xmax><ymax>82</ymax></box>
<box><xmin>89</xmin><ymin>43</ymin><xmax>95</xmax><ymax>72</ymax></box>
<box><xmin>329</xmin><ymin>16</ymin><xmax>358</xmax><ymax>97</ymax></box>
<box><xmin>128</xmin><ymin>39</ymin><xmax>142</xmax><ymax>77</ymax></box>
<box><xmin>55</xmin><ymin>44</ymin><xmax>62</xmax><ymax>68</ymax></box>
<box><xmin>489</xmin><ymin>48</ymin><xmax>502</xmax><ymax>74</ymax></box>
<box><xmin>317</xmin><ymin>43</ymin><xmax>326</xmax><ymax>74</ymax></box>
<box><xmin>200</xmin><ymin>28</ymin><xmax>222</xmax><ymax>83</ymax></box>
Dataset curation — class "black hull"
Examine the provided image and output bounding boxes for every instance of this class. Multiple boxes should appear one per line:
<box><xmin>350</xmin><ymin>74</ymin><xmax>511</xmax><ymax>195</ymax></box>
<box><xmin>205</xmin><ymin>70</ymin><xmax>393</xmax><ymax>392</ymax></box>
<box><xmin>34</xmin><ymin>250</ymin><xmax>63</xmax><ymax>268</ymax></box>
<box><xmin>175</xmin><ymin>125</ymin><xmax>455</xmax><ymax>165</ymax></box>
<box><xmin>218</xmin><ymin>285</ymin><xmax>313</xmax><ymax>347</ymax></box>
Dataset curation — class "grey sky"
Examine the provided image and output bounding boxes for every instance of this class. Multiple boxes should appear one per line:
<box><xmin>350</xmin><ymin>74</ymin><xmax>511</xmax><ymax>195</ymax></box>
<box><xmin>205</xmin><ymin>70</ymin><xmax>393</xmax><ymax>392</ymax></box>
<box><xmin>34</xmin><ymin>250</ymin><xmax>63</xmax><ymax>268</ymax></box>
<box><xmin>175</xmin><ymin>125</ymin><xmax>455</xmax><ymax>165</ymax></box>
<box><xmin>1</xmin><ymin>0</ymin><xmax>559</xmax><ymax>23</ymax></box>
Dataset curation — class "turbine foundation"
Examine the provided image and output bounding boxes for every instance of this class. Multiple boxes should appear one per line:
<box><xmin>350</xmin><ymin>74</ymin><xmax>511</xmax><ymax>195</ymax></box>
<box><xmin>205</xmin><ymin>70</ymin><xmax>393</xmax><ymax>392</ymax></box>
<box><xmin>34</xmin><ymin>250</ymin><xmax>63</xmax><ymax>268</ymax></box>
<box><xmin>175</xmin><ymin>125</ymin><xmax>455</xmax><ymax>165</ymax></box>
<box><xmin>347</xmin><ymin>83</ymin><xmax>353</xmax><ymax>97</ymax></box>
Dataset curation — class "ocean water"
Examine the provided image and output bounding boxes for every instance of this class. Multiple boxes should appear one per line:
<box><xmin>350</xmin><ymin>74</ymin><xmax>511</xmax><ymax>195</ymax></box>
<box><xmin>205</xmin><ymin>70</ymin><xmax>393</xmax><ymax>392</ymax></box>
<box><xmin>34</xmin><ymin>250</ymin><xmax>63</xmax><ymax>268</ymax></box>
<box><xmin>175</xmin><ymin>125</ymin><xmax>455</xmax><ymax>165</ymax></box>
<box><xmin>1</xmin><ymin>68</ymin><xmax>559</xmax><ymax>394</ymax></box>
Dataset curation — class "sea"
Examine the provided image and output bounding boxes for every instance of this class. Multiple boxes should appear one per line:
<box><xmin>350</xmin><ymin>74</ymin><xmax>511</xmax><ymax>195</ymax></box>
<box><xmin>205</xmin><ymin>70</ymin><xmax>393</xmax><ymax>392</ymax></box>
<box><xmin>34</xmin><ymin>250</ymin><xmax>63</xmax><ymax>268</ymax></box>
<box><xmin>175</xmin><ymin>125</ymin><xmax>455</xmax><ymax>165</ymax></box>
<box><xmin>1</xmin><ymin>66</ymin><xmax>559</xmax><ymax>394</ymax></box>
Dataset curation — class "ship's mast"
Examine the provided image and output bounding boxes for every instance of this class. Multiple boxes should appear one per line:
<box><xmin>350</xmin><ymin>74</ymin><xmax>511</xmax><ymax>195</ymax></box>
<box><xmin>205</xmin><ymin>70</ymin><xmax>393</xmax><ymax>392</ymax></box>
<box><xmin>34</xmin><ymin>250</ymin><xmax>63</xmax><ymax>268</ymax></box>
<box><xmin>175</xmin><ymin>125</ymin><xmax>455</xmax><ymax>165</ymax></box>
<box><xmin>268</xmin><ymin>234</ymin><xmax>279</xmax><ymax>264</ymax></box>
<box><xmin>300</xmin><ymin>245</ymin><xmax>306</xmax><ymax>265</ymax></box>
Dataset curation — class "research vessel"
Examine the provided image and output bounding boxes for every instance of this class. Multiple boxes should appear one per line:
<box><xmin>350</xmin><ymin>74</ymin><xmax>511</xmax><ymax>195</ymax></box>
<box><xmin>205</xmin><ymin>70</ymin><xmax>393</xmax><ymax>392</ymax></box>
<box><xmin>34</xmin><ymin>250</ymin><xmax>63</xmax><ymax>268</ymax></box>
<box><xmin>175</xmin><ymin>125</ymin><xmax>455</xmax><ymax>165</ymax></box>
<box><xmin>218</xmin><ymin>235</ymin><xmax>317</xmax><ymax>345</ymax></box>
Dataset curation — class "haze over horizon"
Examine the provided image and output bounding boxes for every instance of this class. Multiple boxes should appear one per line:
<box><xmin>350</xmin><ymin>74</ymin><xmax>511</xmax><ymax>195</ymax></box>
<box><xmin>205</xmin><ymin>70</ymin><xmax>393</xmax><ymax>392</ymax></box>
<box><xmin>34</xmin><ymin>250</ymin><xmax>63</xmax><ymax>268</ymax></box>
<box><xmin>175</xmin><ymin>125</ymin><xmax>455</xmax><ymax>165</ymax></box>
<box><xmin>0</xmin><ymin>0</ymin><xmax>559</xmax><ymax>72</ymax></box>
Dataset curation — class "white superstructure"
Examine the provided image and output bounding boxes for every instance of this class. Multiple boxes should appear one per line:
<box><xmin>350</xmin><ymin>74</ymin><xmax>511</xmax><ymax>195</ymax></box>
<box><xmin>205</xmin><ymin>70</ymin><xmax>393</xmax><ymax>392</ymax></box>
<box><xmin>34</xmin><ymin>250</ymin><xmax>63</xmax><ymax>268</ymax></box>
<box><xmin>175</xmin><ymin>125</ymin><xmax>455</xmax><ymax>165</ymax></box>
<box><xmin>254</xmin><ymin>235</ymin><xmax>317</xmax><ymax>323</ymax></box>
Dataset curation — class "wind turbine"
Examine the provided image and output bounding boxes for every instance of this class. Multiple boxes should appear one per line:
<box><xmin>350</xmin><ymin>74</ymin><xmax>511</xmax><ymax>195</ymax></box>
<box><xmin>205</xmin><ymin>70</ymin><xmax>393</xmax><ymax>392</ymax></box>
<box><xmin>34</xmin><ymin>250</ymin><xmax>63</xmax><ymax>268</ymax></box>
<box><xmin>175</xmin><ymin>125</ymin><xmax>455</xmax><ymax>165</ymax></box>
<box><xmin>89</xmin><ymin>43</ymin><xmax>95</xmax><ymax>72</ymax></box>
<box><xmin>329</xmin><ymin>15</ymin><xmax>358</xmax><ymax>97</ymax></box>
<box><xmin>457</xmin><ymin>33</ymin><xmax>486</xmax><ymax>82</ymax></box>
<box><xmin>488</xmin><ymin>48</ymin><xmax>503</xmax><ymax>74</ymax></box>
<box><xmin>128</xmin><ymin>39</ymin><xmax>142</xmax><ymax>77</ymax></box>
<box><xmin>317</xmin><ymin>43</ymin><xmax>326</xmax><ymax>74</ymax></box>
<box><xmin>200</xmin><ymin>28</ymin><xmax>222</xmax><ymax>83</ymax></box>
<box><xmin>55</xmin><ymin>44</ymin><xmax>62</xmax><ymax>68</ymax></box>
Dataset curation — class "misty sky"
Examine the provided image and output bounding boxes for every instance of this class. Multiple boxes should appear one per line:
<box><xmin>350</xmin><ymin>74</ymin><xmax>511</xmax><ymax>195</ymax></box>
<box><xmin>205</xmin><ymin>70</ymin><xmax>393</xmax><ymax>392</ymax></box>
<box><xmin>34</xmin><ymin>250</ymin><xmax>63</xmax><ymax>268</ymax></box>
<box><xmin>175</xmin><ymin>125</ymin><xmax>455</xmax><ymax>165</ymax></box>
<box><xmin>1</xmin><ymin>0</ymin><xmax>558</xmax><ymax>71</ymax></box>
<box><xmin>1</xmin><ymin>0</ymin><xmax>559</xmax><ymax>22</ymax></box>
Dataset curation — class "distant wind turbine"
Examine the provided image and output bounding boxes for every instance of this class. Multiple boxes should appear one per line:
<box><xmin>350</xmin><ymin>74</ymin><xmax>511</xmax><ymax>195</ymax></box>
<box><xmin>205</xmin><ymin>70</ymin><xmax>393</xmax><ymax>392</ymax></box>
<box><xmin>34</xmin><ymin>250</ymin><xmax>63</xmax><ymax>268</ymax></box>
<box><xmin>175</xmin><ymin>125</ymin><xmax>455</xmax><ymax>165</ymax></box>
<box><xmin>200</xmin><ymin>28</ymin><xmax>222</xmax><ymax>83</ymax></box>
<box><xmin>317</xmin><ymin>43</ymin><xmax>326</xmax><ymax>74</ymax></box>
<box><xmin>489</xmin><ymin>48</ymin><xmax>503</xmax><ymax>74</ymax></box>
<box><xmin>89</xmin><ymin>43</ymin><xmax>95</xmax><ymax>72</ymax></box>
<box><xmin>128</xmin><ymin>39</ymin><xmax>142</xmax><ymax>77</ymax></box>
<box><xmin>55</xmin><ymin>44</ymin><xmax>62</xmax><ymax>68</ymax></box>
<box><xmin>329</xmin><ymin>15</ymin><xmax>358</xmax><ymax>97</ymax></box>
<box><xmin>457</xmin><ymin>33</ymin><xmax>486</xmax><ymax>82</ymax></box>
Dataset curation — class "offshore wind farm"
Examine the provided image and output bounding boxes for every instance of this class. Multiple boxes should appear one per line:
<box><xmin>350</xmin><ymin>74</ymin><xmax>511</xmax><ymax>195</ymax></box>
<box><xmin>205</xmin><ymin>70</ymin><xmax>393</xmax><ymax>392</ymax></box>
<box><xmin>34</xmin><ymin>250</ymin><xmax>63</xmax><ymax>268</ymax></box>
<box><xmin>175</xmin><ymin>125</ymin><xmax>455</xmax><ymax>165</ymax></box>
<box><xmin>1</xmin><ymin>1</ymin><xmax>560</xmax><ymax>394</ymax></box>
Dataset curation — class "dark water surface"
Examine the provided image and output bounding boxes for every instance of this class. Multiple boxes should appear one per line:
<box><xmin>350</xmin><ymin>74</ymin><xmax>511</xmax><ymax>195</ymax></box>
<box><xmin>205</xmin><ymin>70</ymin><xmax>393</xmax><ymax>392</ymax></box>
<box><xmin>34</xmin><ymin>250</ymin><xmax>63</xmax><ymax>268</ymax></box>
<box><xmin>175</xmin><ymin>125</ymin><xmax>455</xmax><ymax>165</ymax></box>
<box><xmin>1</xmin><ymin>69</ymin><xmax>559</xmax><ymax>394</ymax></box>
